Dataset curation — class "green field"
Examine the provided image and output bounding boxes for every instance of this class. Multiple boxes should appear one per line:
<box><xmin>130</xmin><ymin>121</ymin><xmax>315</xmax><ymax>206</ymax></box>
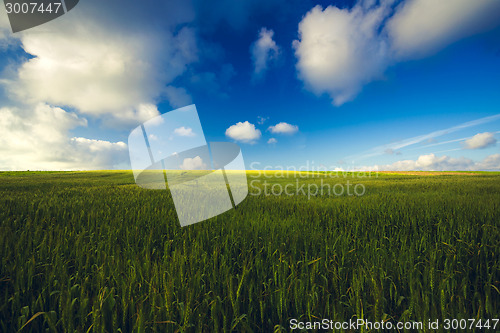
<box><xmin>1</xmin><ymin>171</ymin><xmax>499</xmax><ymax>332</ymax></box>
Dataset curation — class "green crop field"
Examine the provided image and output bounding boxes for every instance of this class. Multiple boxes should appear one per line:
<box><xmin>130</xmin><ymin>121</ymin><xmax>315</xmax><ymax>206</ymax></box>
<box><xmin>0</xmin><ymin>171</ymin><xmax>499</xmax><ymax>332</ymax></box>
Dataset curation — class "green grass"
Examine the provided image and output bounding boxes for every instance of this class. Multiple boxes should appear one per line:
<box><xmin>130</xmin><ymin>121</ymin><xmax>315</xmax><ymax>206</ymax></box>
<box><xmin>0</xmin><ymin>171</ymin><xmax>499</xmax><ymax>332</ymax></box>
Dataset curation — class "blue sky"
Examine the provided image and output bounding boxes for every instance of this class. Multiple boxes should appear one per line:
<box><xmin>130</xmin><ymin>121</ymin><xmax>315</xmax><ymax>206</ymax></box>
<box><xmin>0</xmin><ymin>0</ymin><xmax>499</xmax><ymax>171</ymax></box>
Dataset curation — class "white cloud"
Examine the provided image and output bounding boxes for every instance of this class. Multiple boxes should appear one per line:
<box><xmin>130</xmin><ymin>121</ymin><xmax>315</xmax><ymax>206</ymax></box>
<box><xmin>294</xmin><ymin>0</ymin><xmax>500</xmax><ymax>105</ymax></box>
<box><xmin>268</xmin><ymin>122</ymin><xmax>299</xmax><ymax>135</ymax></box>
<box><xmin>463</xmin><ymin>132</ymin><xmax>496</xmax><ymax>149</ymax></box>
<box><xmin>2</xmin><ymin>2</ymin><xmax>198</xmax><ymax>126</ymax></box>
<box><xmin>293</xmin><ymin>3</ymin><xmax>391</xmax><ymax>105</ymax></box>
<box><xmin>368</xmin><ymin>153</ymin><xmax>500</xmax><ymax>171</ymax></box>
<box><xmin>0</xmin><ymin>1</ymin><xmax>200</xmax><ymax>170</ymax></box>
<box><xmin>251</xmin><ymin>28</ymin><xmax>280</xmax><ymax>78</ymax></box>
<box><xmin>479</xmin><ymin>154</ymin><xmax>500</xmax><ymax>170</ymax></box>
<box><xmin>267</xmin><ymin>138</ymin><xmax>277</xmax><ymax>144</ymax></box>
<box><xmin>386</xmin><ymin>0</ymin><xmax>500</xmax><ymax>59</ymax></box>
<box><xmin>0</xmin><ymin>104</ymin><xmax>127</xmax><ymax>170</ymax></box>
<box><xmin>179</xmin><ymin>156</ymin><xmax>207</xmax><ymax>170</ymax></box>
<box><xmin>225</xmin><ymin>121</ymin><xmax>261</xmax><ymax>143</ymax></box>
<box><xmin>71</xmin><ymin>137</ymin><xmax>127</xmax><ymax>152</ymax></box>
<box><xmin>174</xmin><ymin>126</ymin><xmax>195</xmax><ymax>137</ymax></box>
<box><xmin>101</xmin><ymin>103</ymin><xmax>160</xmax><ymax>128</ymax></box>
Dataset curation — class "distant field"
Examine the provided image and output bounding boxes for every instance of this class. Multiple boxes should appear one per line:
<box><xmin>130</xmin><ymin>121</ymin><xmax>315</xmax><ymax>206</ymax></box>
<box><xmin>1</xmin><ymin>171</ymin><xmax>499</xmax><ymax>332</ymax></box>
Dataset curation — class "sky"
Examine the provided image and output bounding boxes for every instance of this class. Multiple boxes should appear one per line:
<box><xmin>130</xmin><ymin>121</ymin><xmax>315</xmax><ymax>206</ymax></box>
<box><xmin>0</xmin><ymin>0</ymin><xmax>500</xmax><ymax>171</ymax></box>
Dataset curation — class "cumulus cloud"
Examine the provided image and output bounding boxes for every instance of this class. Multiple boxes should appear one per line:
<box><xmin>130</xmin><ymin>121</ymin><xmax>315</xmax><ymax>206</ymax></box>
<box><xmin>0</xmin><ymin>0</ymin><xmax>201</xmax><ymax>170</ymax></box>
<box><xmin>251</xmin><ymin>28</ymin><xmax>280</xmax><ymax>78</ymax></box>
<box><xmin>174</xmin><ymin>126</ymin><xmax>196</xmax><ymax>137</ymax></box>
<box><xmin>2</xmin><ymin>1</ymin><xmax>198</xmax><ymax>126</ymax></box>
<box><xmin>293</xmin><ymin>3</ymin><xmax>390</xmax><ymax>105</ymax></box>
<box><xmin>179</xmin><ymin>156</ymin><xmax>207</xmax><ymax>170</ymax></box>
<box><xmin>9</xmin><ymin>25</ymin><xmax>196</xmax><ymax>124</ymax></box>
<box><xmin>225</xmin><ymin>121</ymin><xmax>261</xmax><ymax>143</ymax></box>
<box><xmin>268</xmin><ymin>122</ymin><xmax>299</xmax><ymax>135</ymax></box>
<box><xmin>294</xmin><ymin>0</ymin><xmax>500</xmax><ymax>105</ymax></box>
<box><xmin>0</xmin><ymin>104</ymin><xmax>127</xmax><ymax>170</ymax></box>
<box><xmin>100</xmin><ymin>103</ymin><xmax>161</xmax><ymax>128</ymax></box>
<box><xmin>267</xmin><ymin>138</ymin><xmax>277</xmax><ymax>144</ymax></box>
<box><xmin>368</xmin><ymin>153</ymin><xmax>500</xmax><ymax>171</ymax></box>
<box><xmin>463</xmin><ymin>132</ymin><xmax>496</xmax><ymax>149</ymax></box>
<box><xmin>386</xmin><ymin>0</ymin><xmax>500</xmax><ymax>59</ymax></box>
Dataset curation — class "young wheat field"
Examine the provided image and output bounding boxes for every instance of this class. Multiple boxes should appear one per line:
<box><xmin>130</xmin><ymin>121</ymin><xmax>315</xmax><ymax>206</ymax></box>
<box><xmin>0</xmin><ymin>171</ymin><xmax>499</xmax><ymax>332</ymax></box>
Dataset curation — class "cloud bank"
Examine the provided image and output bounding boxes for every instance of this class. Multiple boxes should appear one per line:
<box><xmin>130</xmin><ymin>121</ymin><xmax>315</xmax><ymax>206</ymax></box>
<box><xmin>368</xmin><ymin>153</ymin><xmax>500</xmax><ymax>171</ymax></box>
<box><xmin>0</xmin><ymin>104</ymin><xmax>127</xmax><ymax>170</ymax></box>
